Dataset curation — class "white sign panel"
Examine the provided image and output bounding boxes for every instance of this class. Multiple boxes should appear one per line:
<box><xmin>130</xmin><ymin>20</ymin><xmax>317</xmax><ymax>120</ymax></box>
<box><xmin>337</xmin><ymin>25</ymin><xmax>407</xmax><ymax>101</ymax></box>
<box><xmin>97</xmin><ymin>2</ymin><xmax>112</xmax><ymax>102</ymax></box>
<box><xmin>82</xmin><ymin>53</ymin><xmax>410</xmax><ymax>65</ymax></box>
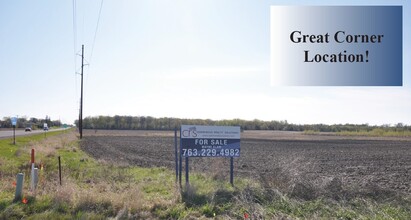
<box><xmin>181</xmin><ymin>125</ymin><xmax>241</xmax><ymax>157</ymax></box>
<box><xmin>11</xmin><ymin>117</ymin><xmax>17</xmax><ymax>126</ymax></box>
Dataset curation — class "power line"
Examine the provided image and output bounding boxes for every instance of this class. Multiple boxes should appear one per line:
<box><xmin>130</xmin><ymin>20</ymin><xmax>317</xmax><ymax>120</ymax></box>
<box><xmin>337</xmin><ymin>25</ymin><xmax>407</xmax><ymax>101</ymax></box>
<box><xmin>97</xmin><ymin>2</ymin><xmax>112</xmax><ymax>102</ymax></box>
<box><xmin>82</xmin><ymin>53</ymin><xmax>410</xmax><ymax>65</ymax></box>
<box><xmin>72</xmin><ymin>0</ymin><xmax>103</xmax><ymax>129</ymax></box>
<box><xmin>72</xmin><ymin>0</ymin><xmax>77</xmax><ymax>66</ymax></box>
<box><xmin>72</xmin><ymin>0</ymin><xmax>78</xmax><ymax>99</ymax></box>
<box><xmin>89</xmin><ymin>0</ymin><xmax>104</xmax><ymax>64</ymax></box>
<box><xmin>86</xmin><ymin>0</ymin><xmax>104</xmax><ymax>87</ymax></box>
<box><xmin>72</xmin><ymin>0</ymin><xmax>77</xmax><ymax>72</ymax></box>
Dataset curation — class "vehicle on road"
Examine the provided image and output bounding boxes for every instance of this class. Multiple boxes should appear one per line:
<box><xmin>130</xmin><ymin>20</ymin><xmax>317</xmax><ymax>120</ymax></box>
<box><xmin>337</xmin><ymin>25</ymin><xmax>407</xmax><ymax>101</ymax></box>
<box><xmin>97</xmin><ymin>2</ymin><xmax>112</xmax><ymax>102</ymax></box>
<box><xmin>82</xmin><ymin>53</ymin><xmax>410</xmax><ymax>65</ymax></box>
<box><xmin>25</xmin><ymin>127</ymin><xmax>32</xmax><ymax>132</ymax></box>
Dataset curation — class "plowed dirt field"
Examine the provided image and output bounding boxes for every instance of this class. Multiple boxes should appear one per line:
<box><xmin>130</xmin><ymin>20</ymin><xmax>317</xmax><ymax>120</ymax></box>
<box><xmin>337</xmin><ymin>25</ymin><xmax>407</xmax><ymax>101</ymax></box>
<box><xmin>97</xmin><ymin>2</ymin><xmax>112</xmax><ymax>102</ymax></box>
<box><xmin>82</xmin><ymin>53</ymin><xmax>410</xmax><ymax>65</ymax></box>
<box><xmin>81</xmin><ymin>130</ymin><xmax>411</xmax><ymax>199</ymax></box>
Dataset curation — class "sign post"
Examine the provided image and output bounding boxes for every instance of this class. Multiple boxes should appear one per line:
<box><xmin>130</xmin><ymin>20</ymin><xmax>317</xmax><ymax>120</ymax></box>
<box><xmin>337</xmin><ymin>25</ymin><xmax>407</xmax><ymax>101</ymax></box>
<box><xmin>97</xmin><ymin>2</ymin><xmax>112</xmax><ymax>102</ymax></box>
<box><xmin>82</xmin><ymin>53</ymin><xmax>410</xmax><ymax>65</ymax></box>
<box><xmin>13</xmin><ymin>125</ymin><xmax>15</xmax><ymax>145</ymax></box>
<box><xmin>179</xmin><ymin>129</ymin><xmax>182</xmax><ymax>187</ymax></box>
<box><xmin>185</xmin><ymin>157</ymin><xmax>189</xmax><ymax>186</ymax></box>
<box><xmin>174</xmin><ymin>128</ymin><xmax>178</xmax><ymax>183</ymax></box>
<box><xmin>11</xmin><ymin>117</ymin><xmax>17</xmax><ymax>145</ymax></box>
<box><xmin>180</xmin><ymin>125</ymin><xmax>241</xmax><ymax>186</ymax></box>
<box><xmin>230</xmin><ymin>157</ymin><xmax>234</xmax><ymax>186</ymax></box>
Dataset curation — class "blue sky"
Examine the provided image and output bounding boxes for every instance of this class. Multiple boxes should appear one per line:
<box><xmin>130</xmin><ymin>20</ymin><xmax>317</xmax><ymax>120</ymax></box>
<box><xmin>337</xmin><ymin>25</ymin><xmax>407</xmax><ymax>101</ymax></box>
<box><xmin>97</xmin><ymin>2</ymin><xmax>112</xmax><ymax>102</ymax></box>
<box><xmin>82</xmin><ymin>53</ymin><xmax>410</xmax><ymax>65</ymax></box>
<box><xmin>1</xmin><ymin>0</ymin><xmax>410</xmax><ymax>125</ymax></box>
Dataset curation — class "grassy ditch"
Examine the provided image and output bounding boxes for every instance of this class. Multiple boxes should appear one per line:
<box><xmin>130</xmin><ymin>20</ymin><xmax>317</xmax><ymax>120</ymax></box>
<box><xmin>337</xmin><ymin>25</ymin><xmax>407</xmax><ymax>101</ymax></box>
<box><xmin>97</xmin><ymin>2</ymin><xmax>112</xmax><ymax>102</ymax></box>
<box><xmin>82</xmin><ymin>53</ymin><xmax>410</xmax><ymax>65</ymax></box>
<box><xmin>1</xmin><ymin>130</ymin><xmax>410</xmax><ymax>219</ymax></box>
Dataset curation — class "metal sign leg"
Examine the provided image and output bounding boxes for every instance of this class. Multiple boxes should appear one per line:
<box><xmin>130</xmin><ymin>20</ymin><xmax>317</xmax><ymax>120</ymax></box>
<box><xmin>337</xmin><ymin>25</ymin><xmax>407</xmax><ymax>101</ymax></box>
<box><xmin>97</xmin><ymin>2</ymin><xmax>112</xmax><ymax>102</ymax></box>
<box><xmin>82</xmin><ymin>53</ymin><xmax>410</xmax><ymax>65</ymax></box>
<box><xmin>185</xmin><ymin>157</ymin><xmax>189</xmax><ymax>187</ymax></box>
<box><xmin>230</xmin><ymin>157</ymin><xmax>234</xmax><ymax>186</ymax></box>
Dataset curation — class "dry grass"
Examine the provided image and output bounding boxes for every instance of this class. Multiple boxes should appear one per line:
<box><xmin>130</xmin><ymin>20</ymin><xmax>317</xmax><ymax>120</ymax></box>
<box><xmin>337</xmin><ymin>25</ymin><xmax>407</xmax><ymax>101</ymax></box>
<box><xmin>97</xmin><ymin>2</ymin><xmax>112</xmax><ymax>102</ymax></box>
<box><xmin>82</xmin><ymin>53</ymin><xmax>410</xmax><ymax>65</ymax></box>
<box><xmin>0</xmin><ymin>130</ymin><xmax>182</xmax><ymax>218</ymax></box>
<box><xmin>36</xmin><ymin>177</ymin><xmax>151</xmax><ymax>218</ymax></box>
<box><xmin>2</xmin><ymin>130</ymin><xmax>411</xmax><ymax>219</ymax></box>
<box><xmin>32</xmin><ymin>132</ymin><xmax>78</xmax><ymax>157</ymax></box>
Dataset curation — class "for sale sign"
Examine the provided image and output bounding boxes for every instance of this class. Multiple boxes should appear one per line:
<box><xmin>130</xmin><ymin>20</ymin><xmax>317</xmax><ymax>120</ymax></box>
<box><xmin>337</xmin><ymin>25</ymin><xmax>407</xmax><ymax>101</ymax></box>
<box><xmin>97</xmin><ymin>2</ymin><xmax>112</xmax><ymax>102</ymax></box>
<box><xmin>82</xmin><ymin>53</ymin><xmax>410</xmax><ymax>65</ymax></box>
<box><xmin>181</xmin><ymin>125</ymin><xmax>240</xmax><ymax>157</ymax></box>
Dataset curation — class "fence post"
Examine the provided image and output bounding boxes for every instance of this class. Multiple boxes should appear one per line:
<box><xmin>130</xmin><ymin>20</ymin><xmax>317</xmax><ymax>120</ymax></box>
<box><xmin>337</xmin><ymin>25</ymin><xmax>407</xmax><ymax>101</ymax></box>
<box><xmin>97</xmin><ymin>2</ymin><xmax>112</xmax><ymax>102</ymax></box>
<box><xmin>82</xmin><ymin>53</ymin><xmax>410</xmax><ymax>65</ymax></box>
<box><xmin>33</xmin><ymin>168</ymin><xmax>38</xmax><ymax>190</ymax></box>
<box><xmin>14</xmin><ymin>173</ymin><xmax>24</xmax><ymax>202</ymax></box>
<box><xmin>31</xmin><ymin>149</ymin><xmax>35</xmax><ymax>191</ymax></box>
<box><xmin>58</xmin><ymin>156</ymin><xmax>62</xmax><ymax>185</ymax></box>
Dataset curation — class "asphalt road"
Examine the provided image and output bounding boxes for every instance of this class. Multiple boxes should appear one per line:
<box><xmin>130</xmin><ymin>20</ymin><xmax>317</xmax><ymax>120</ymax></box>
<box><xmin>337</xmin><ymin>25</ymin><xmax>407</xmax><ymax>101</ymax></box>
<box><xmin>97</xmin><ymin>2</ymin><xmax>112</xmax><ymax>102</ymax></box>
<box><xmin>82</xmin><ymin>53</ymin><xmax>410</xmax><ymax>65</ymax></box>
<box><xmin>0</xmin><ymin>128</ymin><xmax>68</xmax><ymax>139</ymax></box>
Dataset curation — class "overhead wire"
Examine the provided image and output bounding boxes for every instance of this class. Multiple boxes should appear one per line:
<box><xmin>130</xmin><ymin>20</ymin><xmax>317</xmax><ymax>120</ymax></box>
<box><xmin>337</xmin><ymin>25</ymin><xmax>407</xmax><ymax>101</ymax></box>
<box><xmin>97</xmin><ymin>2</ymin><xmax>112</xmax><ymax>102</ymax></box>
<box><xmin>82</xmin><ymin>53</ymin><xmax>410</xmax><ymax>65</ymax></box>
<box><xmin>72</xmin><ymin>0</ymin><xmax>78</xmax><ymax>99</ymax></box>
<box><xmin>86</xmin><ymin>0</ymin><xmax>104</xmax><ymax>86</ymax></box>
<box><xmin>90</xmin><ymin>0</ymin><xmax>104</xmax><ymax>64</ymax></box>
<box><xmin>72</xmin><ymin>0</ymin><xmax>104</xmax><ymax>115</ymax></box>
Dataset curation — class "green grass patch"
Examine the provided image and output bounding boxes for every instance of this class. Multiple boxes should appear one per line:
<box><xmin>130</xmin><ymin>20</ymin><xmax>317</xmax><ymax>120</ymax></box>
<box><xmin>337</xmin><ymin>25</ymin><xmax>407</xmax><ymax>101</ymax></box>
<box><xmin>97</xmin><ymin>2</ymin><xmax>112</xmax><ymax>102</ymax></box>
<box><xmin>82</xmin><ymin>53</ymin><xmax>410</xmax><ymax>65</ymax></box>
<box><xmin>1</xmin><ymin>130</ymin><xmax>411</xmax><ymax>219</ymax></box>
<box><xmin>303</xmin><ymin>130</ymin><xmax>320</xmax><ymax>135</ymax></box>
<box><xmin>0</xmin><ymin>130</ymin><xmax>67</xmax><ymax>159</ymax></box>
<box><xmin>337</xmin><ymin>128</ymin><xmax>411</xmax><ymax>137</ymax></box>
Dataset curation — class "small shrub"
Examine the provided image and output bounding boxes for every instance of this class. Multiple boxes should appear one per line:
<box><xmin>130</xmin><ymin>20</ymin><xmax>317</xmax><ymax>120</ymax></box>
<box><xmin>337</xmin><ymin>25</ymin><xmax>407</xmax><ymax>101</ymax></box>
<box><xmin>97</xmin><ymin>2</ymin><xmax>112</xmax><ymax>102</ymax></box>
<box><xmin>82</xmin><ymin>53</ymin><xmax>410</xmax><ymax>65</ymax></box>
<box><xmin>75</xmin><ymin>196</ymin><xmax>116</xmax><ymax>217</ymax></box>
<box><xmin>201</xmin><ymin>203</ymin><xmax>215</xmax><ymax>217</ymax></box>
<box><xmin>1</xmin><ymin>204</ymin><xmax>25</xmax><ymax>219</ymax></box>
<box><xmin>303</xmin><ymin>130</ymin><xmax>320</xmax><ymax>135</ymax></box>
<box><xmin>182</xmin><ymin>185</ymin><xmax>208</xmax><ymax>207</ymax></box>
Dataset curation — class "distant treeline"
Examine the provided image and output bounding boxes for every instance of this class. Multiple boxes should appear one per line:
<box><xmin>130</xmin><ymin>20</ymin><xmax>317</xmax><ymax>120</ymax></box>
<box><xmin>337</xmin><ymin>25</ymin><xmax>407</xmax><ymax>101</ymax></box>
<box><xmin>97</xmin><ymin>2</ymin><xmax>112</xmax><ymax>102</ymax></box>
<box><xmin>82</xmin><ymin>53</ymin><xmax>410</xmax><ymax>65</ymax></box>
<box><xmin>0</xmin><ymin>117</ymin><xmax>62</xmax><ymax>129</ymax></box>
<box><xmin>75</xmin><ymin>115</ymin><xmax>411</xmax><ymax>132</ymax></box>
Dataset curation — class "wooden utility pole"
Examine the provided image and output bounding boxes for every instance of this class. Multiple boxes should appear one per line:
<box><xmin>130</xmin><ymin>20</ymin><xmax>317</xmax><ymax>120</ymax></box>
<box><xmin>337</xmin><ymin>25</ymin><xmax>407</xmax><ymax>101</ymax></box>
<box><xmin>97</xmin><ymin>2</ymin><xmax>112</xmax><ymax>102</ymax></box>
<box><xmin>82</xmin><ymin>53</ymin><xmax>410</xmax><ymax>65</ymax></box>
<box><xmin>79</xmin><ymin>45</ymin><xmax>84</xmax><ymax>139</ymax></box>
